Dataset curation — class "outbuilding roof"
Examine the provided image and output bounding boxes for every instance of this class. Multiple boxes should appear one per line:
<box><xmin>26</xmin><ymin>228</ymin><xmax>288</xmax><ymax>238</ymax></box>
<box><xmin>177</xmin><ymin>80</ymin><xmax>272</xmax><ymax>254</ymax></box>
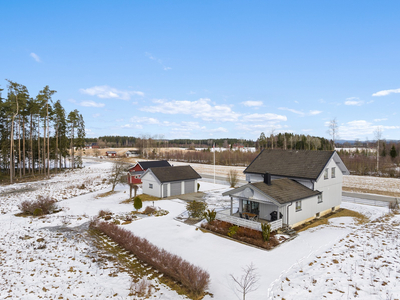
<box><xmin>223</xmin><ymin>178</ymin><xmax>321</xmax><ymax>205</ymax></box>
<box><xmin>138</xmin><ymin>160</ymin><xmax>171</xmax><ymax>170</ymax></box>
<box><xmin>148</xmin><ymin>165</ymin><xmax>201</xmax><ymax>183</ymax></box>
<box><xmin>244</xmin><ymin>149</ymin><xmax>337</xmax><ymax>180</ymax></box>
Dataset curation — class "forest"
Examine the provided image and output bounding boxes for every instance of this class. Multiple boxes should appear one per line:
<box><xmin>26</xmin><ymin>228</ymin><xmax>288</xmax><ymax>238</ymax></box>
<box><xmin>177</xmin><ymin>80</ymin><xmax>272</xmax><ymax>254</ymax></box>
<box><xmin>0</xmin><ymin>80</ymin><xmax>85</xmax><ymax>184</ymax></box>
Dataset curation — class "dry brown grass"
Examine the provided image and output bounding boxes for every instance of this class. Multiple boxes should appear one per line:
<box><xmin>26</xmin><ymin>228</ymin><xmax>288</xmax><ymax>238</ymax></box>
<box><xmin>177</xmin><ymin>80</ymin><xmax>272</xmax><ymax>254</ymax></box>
<box><xmin>139</xmin><ymin>194</ymin><xmax>161</xmax><ymax>201</ymax></box>
<box><xmin>296</xmin><ymin>209</ymin><xmax>369</xmax><ymax>232</ymax></box>
<box><xmin>96</xmin><ymin>191</ymin><xmax>118</xmax><ymax>198</ymax></box>
<box><xmin>342</xmin><ymin>186</ymin><xmax>400</xmax><ymax>198</ymax></box>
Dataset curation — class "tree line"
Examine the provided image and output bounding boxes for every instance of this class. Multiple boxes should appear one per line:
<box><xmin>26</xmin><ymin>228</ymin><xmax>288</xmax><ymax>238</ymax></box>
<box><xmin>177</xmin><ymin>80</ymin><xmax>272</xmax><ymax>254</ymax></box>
<box><xmin>0</xmin><ymin>80</ymin><xmax>85</xmax><ymax>184</ymax></box>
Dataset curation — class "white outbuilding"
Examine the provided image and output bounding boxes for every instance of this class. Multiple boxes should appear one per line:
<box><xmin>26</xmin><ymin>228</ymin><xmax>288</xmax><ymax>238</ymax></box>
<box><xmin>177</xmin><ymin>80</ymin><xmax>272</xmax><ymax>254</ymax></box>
<box><xmin>141</xmin><ymin>165</ymin><xmax>201</xmax><ymax>198</ymax></box>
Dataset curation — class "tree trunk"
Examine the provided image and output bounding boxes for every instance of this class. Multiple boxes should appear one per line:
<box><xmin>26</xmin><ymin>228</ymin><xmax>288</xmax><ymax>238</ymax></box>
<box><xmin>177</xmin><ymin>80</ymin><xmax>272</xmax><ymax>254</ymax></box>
<box><xmin>71</xmin><ymin>125</ymin><xmax>74</xmax><ymax>169</ymax></box>
<box><xmin>10</xmin><ymin>115</ymin><xmax>15</xmax><ymax>184</ymax></box>
<box><xmin>38</xmin><ymin>115</ymin><xmax>41</xmax><ymax>174</ymax></box>
<box><xmin>18</xmin><ymin>115</ymin><xmax>22</xmax><ymax>178</ymax></box>
<box><xmin>29</xmin><ymin>114</ymin><xmax>33</xmax><ymax>174</ymax></box>
<box><xmin>55</xmin><ymin>124</ymin><xmax>58</xmax><ymax>174</ymax></box>
<box><xmin>23</xmin><ymin>116</ymin><xmax>26</xmax><ymax>175</ymax></box>
<box><xmin>47</xmin><ymin>102</ymin><xmax>50</xmax><ymax>177</ymax></box>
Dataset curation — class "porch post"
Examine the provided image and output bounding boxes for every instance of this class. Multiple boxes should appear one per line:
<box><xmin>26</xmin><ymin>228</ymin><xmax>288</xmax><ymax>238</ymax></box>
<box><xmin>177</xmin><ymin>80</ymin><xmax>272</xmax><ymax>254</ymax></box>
<box><xmin>230</xmin><ymin>197</ymin><xmax>233</xmax><ymax>215</ymax></box>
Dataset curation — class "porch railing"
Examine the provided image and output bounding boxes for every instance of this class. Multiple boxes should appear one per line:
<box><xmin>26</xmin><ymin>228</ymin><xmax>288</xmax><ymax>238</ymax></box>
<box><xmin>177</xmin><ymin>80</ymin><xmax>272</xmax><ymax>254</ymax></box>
<box><xmin>216</xmin><ymin>209</ymin><xmax>283</xmax><ymax>232</ymax></box>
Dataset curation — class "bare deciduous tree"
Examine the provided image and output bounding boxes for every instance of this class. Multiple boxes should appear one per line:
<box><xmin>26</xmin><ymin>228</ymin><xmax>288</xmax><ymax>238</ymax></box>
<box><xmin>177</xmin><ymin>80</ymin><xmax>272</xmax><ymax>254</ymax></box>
<box><xmin>374</xmin><ymin>126</ymin><xmax>383</xmax><ymax>172</ymax></box>
<box><xmin>327</xmin><ymin>118</ymin><xmax>339</xmax><ymax>148</ymax></box>
<box><xmin>109</xmin><ymin>159</ymin><xmax>129</xmax><ymax>192</ymax></box>
<box><xmin>227</xmin><ymin>169</ymin><xmax>239</xmax><ymax>187</ymax></box>
<box><xmin>230</xmin><ymin>263</ymin><xmax>259</xmax><ymax>300</ymax></box>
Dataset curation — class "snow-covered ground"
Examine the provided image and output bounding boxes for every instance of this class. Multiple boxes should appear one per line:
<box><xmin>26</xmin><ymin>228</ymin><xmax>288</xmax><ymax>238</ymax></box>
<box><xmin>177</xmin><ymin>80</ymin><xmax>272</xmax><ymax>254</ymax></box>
<box><xmin>0</xmin><ymin>159</ymin><xmax>398</xmax><ymax>299</ymax></box>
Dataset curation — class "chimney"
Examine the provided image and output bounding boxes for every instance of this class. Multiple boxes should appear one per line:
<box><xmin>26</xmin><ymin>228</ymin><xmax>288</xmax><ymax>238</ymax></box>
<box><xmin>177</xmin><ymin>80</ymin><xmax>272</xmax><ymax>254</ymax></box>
<box><xmin>264</xmin><ymin>172</ymin><xmax>272</xmax><ymax>185</ymax></box>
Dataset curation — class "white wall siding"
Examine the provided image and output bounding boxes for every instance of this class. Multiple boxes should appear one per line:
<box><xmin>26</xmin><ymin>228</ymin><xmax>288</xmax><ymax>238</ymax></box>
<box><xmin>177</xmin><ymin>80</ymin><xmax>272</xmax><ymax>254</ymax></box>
<box><xmin>259</xmin><ymin>203</ymin><xmax>278</xmax><ymax>221</ymax></box>
<box><xmin>314</xmin><ymin>157</ymin><xmax>343</xmax><ymax>211</ymax></box>
<box><xmin>287</xmin><ymin>195</ymin><xmax>319</xmax><ymax>226</ymax></box>
<box><xmin>142</xmin><ymin>172</ymin><xmax>162</xmax><ymax>198</ymax></box>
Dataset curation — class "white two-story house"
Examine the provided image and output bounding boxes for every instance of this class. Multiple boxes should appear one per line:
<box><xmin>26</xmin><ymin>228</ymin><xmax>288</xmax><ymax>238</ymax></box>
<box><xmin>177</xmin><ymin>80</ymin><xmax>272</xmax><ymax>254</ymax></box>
<box><xmin>220</xmin><ymin>150</ymin><xmax>349</xmax><ymax>230</ymax></box>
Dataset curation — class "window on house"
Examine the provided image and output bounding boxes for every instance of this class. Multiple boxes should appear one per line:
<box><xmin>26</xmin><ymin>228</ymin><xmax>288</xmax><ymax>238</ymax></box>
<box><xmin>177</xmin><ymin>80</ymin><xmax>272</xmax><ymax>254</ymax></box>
<box><xmin>331</xmin><ymin>167</ymin><xmax>336</xmax><ymax>178</ymax></box>
<box><xmin>324</xmin><ymin>168</ymin><xmax>329</xmax><ymax>180</ymax></box>
<box><xmin>295</xmin><ymin>201</ymin><xmax>302</xmax><ymax>211</ymax></box>
<box><xmin>149</xmin><ymin>183</ymin><xmax>153</xmax><ymax>189</ymax></box>
<box><xmin>318</xmin><ymin>194</ymin><xmax>323</xmax><ymax>203</ymax></box>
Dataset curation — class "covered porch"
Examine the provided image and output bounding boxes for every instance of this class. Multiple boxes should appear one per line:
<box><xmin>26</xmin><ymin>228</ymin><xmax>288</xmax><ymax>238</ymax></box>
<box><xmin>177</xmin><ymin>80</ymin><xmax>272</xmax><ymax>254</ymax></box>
<box><xmin>215</xmin><ymin>208</ymin><xmax>283</xmax><ymax>232</ymax></box>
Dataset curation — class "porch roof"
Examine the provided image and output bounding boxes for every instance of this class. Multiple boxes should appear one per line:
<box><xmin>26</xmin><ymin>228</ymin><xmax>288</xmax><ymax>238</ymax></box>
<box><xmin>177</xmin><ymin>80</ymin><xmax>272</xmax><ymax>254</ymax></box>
<box><xmin>223</xmin><ymin>178</ymin><xmax>321</xmax><ymax>205</ymax></box>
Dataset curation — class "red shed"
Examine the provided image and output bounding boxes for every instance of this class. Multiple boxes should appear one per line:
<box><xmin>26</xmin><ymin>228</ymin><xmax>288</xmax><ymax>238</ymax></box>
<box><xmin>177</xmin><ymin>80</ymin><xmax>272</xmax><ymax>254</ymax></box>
<box><xmin>106</xmin><ymin>151</ymin><xmax>117</xmax><ymax>157</ymax></box>
<box><xmin>127</xmin><ymin>160</ymin><xmax>171</xmax><ymax>184</ymax></box>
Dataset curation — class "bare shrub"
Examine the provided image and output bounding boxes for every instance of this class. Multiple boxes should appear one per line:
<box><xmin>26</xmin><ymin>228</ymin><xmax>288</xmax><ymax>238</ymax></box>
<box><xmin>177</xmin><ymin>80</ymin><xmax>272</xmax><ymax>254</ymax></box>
<box><xmin>227</xmin><ymin>169</ymin><xmax>239</xmax><ymax>187</ymax></box>
<box><xmin>98</xmin><ymin>209</ymin><xmax>112</xmax><ymax>218</ymax></box>
<box><xmin>130</xmin><ymin>278</ymin><xmax>152</xmax><ymax>297</ymax></box>
<box><xmin>90</xmin><ymin>220</ymin><xmax>210</xmax><ymax>297</ymax></box>
<box><xmin>18</xmin><ymin>196</ymin><xmax>58</xmax><ymax>215</ymax></box>
<box><xmin>143</xmin><ymin>206</ymin><xmax>156</xmax><ymax>215</ymax></box>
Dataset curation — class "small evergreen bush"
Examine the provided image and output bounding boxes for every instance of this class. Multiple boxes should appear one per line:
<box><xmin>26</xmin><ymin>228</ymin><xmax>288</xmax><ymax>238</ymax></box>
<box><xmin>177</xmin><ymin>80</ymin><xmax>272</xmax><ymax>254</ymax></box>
<box><xmin>261</xmin><ymin>223</ymin><xmax>271</xmax><ymax>241</ymax></box>
<box><xmin>197</xmin><ymin>182</ymin><xmax>200</xmax><ymax>191</ymax></box>
<box><xmin>133</xmin><ymin>196</ymin><xmax>142</xmax><ymax>211</ymax></box>
<box><xmin>33</xmin><ymin>208</ymin><xmax>43</xmax><ymax>216</ymax></box>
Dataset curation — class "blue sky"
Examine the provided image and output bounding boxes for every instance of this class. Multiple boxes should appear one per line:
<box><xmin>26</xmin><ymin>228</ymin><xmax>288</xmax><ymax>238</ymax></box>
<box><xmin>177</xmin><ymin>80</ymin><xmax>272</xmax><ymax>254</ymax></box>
<box><xmin>1</xmin><ymin>1</ymin><xmax>399</xmax><ymax>141</ymax></box>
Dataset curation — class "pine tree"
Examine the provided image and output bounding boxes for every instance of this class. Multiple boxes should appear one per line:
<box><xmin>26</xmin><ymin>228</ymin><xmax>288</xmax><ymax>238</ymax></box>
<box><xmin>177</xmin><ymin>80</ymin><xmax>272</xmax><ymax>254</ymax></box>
<box><xmin>390</xmin><ymin>145</ymin><xmax>397</xmax><ymax>159</ymax></box>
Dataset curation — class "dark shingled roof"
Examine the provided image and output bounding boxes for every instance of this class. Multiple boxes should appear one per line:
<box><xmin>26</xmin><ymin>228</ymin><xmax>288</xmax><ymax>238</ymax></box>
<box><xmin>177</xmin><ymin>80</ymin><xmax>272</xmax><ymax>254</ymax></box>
<box><xmin>138</xmin><ymin>160</ymin><xmax>171</xmax><ymax>170</ymax></box>
<box><xmin>251</xmin><ymin>179</ymin><xmax>321</xmax><ymax>204</ymax></box>
<box><xmin>149</xmin><ymin>166</ymin><xmax>201</xmax><ymax>183</ymax></box>
<box><xmin>244</xmin><ymin>149</ymin><xmax>335</xmax><ymax>180</ymax></box>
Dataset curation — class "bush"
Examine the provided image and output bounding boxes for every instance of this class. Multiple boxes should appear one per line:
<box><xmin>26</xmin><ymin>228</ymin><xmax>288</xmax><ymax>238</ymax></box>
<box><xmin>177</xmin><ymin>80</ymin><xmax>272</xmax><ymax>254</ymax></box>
<box><xmin>143</xmin><ymin>206</ymin><xmax>156</xmax><ymax>215</ymax></box>
<box><xmin>261</xmin><ymin>223</ymin><xmax>271</xmax><ymax>241</ymax></box>
<box><xmin>186</xmin><ymin>201</ymin><xmax>207</xmax><ymax>218</ymax></box>
<box><xmin>90</xmin><ymin>220</ymin><xmax>210</xmax><ymax>297</ymax></box>
<box><xmin>98</xmin><ymin>209</ymin><xmax>112</xmax><ymax>218</ymax></box>
<box><xmin>18</xmin><ymin>196</ymin><xmax>58</xmax><ymax>215</ymax></box>
<box><xmin>203</xmin><ymin>209</ymin><xmax>217</xmax><ymax>224</ymax></box>
<box><xmin>133</xmin><ymin>196</ymin><xmax>142</xmax><ymax>211</ymax></box>
<box><xmin>228</xmin><ymin>225</ymin><xmax>239</xmax><ymax>237</ymax></box>
<box><xmin>227</xmin><ymin>169</ymin><xmax>239</xmax><ymax>187</ymax></box>
<box><xmin>197</xmin><ymin>182</ymin><xmax>200</xmax><ymax>191</ymax></box>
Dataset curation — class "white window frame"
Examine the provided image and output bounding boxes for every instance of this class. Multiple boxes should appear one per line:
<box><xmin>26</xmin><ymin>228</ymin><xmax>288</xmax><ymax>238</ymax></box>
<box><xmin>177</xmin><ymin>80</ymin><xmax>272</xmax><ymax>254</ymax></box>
<box><xmin>331</xmin><ymin>167</ymin><xmax>336</xmax><ymax>178</ymax></box>
<box><xmin>149</xmin><ymin>183</ymin><xmax>153</xmax><ymax>189</ymax></box>
<box><xmin>318</xmin><ymin>194</ymin><xmax>323</xmax><ymax>203</ymax></box>
<box><xmin>324</xmin><ymin>168</ymin><xmax>329</xmax><ymax>180</ymax></box>
<box><xmin>295</xmin><ymin>201</ymin><xmax>302</xmax><ymax>211</ymax></box>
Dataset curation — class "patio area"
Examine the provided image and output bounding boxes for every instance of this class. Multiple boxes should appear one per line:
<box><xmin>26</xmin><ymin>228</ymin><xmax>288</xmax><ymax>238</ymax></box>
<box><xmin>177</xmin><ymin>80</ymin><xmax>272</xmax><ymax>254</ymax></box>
<box><xmin>216</xmin><ymin>209</ymin><xmax>283</xmax><ymax>232</ymax></box>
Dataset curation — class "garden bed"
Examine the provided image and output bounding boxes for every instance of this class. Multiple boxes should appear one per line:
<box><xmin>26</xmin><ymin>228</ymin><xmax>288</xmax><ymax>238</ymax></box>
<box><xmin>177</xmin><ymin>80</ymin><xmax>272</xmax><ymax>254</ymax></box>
<box><xmin>201</xmin><ymin>220</ymin><xmax>282</xmax><ymax>250</ymax></box>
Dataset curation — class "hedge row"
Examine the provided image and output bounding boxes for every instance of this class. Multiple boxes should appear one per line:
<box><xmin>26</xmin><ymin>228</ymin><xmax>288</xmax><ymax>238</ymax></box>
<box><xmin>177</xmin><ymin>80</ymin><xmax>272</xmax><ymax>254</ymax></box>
<box><xmin>90</xmin><ymin>220</ymin><xmax>210</xmax><ymax>297</ymax></box>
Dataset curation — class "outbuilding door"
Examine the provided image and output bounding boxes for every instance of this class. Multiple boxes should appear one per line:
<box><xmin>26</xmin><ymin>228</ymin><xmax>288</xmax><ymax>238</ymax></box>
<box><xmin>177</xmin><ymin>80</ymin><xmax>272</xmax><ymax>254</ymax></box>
<box><xmin>163</xmin><ymin>184</ymin><xmax>168</xmax><ymax>198</ymax></box>
<box><xmin>170</xmin><ymin>182</ymin><xmax>181</xmax><ymax>196</ymax></box>
<box><xmin>184</xmin><ymin>181</ymin><xmax>195</xmax><ymax>193</ymax></box>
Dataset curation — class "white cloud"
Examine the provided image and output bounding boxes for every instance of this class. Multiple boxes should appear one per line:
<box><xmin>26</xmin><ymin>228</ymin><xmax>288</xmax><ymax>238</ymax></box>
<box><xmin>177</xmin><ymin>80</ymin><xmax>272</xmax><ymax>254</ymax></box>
<box><xmin>121</xmin><ymin>124</ymin><xmax>143</xmax><ymax>129</ymax></box>
<box><xmin>68</xmin><ymin>99</ymin><xmax>76</xmax><ymax>103</ymax></box>
<box><xmin>79</xmin><ymin>100</ymin><xmax>105</xmax><ymax>108</ymax></box>
<box><xmin>372</xmin><ymin>88</ymin><xmax>400</xmax><ymax>97</ymax></box>
<box><xmin>208</xmin><ymin>127</ymin><xmax>228</xmax><ymax>133</ymax></box>
<box><xmin>336</xmin><ymin>120</ymin><xmax>400</xmax><ymax>139</ymax></box>
<box><xmin>145</xmin><ymin>52</ymin><xmax>171</xmax><ymax>71</ymax></box>
<box><xmin>278</xmin><ymin>107</ymin><xmax>322</xmax><ymax>116</ymax></box>
<box><xmin>374</xmin><ymin>118</ymin><xmax>387</xmax><ymax>122</ymax></box>
<box><xmin>309</xmin><ymin>110</ymin><xmax>322</xmax><ymax>115</ymax></box>
<box><xmin>242</xmin><ymin>113</ymin><xmax>287</xmax><ymax>123</ymax></box>
<box><xmin>241</xmin><ymin>101</ymin><xmax>263</xmax><ymax>107</ymax></box>
<box><xmin>344</xmin><ymin>97</ymin><xmax>363</xmax><ymax>106</ymax></box>
<box><xmin>92</xmin><ymin>113</ymin><xmax>101</xmax><ymax>118</ymax></box>
<box><xmin>80</xmin><ymin>85</ymin><xmax>144</xmax><ymax>100</ymax></box>
<box><xmin>140</xmin><ymin>98</ymin><xmax>240</xmax><ymax>122</ymax></box>
<box><xmin>129</xmin><ymin>117</ymin><xmax>160</xmax><ymax>124</ymax></box>
<box><xmin>30</xmin><ymin>52</ymin><xmax>41</xmax><ymax>62</ymax></box>
<box><xmin>345</xmin><ymin>100</ymin><xmax>363</xmax><ymax>106</ymax></box>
